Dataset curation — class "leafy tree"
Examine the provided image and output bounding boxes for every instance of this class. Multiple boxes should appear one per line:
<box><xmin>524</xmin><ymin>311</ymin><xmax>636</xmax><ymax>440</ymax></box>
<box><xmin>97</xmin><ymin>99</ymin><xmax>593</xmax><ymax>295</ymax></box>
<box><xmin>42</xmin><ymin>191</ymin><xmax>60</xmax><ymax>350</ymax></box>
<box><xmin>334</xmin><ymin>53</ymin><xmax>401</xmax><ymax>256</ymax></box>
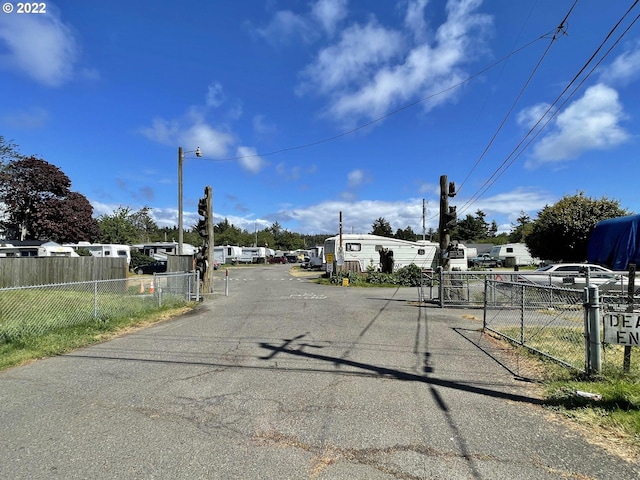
<box><xmin>508</xmin><ymin>211</ymin><xmax>532</xmax><ymax>243</ymax></box>
<box><xmin>371</xmin><ymin>217</ymin><xmax>392</xmax><ymax>237</ymax></box>
<box><xmin>488</xmin><ymin>220</ymin><xmax>498</xmax><ymax>238</ymax></box>
<box><xmin>215</xmin><ymin>223</ymin><xmax>246</xmax><ymax>246</ymax></box>
<box><xmin>526</xmin><ymin>193</ymin><xmax>629</xmax><ymax>262</ymax></box>
<box><xmin>455</xmin><ymin>210</ymin><xmax>489</xmax><ymax>241</ymax></box>
<box><xmin>0</xmin><ymin>156</ymin><xmax>99</xmax><ymax>241</ymax></box>
<box><xmin>394</xmin><ymin>225</ymin><xmax>417</xmax><ymax>241</ymax></box>
<box><xmin>0</xmin><ymin>136</ymin><xmax>21</xmax><ymax>165</ymax></box>
<box><xmin>215</xmin><ymin>218</ymin><xmax>233</xmax><ymax>235</ymax></box>
<box><xmin>98</xmin><ymin>207</ymin><xmax>139</xmax><ymax>244</ymax></box>
<box><xmin>31</xmin><ymin>192</ymin><xmax>100</xmax><ymax>243</ymax></box>
<box><xmin>130</xmin><ymin>206</ymin><xmax>158</xmax><ymax>242</ymax></box>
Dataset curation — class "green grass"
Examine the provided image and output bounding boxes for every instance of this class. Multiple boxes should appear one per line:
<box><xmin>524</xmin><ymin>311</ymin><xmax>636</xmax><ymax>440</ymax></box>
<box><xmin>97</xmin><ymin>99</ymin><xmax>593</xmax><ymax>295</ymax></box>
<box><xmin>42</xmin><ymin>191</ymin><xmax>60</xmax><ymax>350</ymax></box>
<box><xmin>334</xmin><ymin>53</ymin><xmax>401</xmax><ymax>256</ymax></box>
<box><xmin>0</xmin><ymin>303</ymin><xmax>194</xmax><ymax>370</ymax></box>
<box><xmin>0</xmin><ymin>282</ymin><xmax>196</xmax><ymax>370</ymax></box>
<box><xmin>493</xmin><ymin>327</ymin><xmax>640</xmax><ymax>451</ymax></box>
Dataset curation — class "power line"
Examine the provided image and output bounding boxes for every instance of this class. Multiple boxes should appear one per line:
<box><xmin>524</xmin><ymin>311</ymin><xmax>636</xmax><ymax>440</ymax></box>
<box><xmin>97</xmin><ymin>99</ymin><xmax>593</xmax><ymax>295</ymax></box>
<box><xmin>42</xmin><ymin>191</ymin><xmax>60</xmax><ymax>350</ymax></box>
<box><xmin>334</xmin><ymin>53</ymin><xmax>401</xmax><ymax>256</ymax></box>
<box><xmin>207</xmin><ymin>31</ymin><xmax>553</xmax><ymax>162</ymax></box>
<box><xmin>457</xmin><ymin>1</ymin><xmax>577</xmax><ymax>196</ymax></box>
<box><xmin>457</xmin><ymin>1</ymin><xmax>640</xmax><ymax>216</ymax></box>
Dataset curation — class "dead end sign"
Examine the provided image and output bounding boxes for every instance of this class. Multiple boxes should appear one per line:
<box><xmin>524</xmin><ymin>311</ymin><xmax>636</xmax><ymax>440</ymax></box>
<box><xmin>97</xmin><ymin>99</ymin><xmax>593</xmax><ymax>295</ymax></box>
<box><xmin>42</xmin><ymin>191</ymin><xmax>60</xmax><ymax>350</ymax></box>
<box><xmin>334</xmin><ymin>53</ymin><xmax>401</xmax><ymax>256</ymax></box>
<box><xmin>604</xmin><ymin>312</ymin><xmax>640</xmax><ymax>346</ymax></box>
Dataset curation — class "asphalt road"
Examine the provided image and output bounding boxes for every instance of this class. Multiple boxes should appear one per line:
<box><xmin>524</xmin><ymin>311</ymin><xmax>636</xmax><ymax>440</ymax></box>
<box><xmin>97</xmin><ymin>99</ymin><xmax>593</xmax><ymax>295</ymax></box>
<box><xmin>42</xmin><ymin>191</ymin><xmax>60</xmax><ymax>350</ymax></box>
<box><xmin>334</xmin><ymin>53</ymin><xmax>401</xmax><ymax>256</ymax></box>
<box><xmin>1</xmin><ymin>264</ymin><xmax>638</xmax><ymax>479</ymax></box>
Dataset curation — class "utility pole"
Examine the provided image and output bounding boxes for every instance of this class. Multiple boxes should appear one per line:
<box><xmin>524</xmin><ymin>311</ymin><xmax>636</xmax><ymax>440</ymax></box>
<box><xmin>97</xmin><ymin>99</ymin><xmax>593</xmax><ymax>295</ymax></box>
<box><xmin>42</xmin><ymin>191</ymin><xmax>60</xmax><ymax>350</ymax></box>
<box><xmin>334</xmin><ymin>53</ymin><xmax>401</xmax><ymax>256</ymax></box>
<box><xmin>196</xmin><ymin>186</ymin><xmax>214</xmax><ymax>293</ymax></box>
<box><xmin>438</xmin><ymin>175</ymin><xmax>457</xmax><ymax>270</ymax></box>
<box><xmin>422</xmin><ymin>199</ymin><xmax>426</xmax><ymax>241</ymax></box>
<box><xmin>205</xmin><ymin>186</ymin><xmax>214</xmax><ymax>293</ymax></box>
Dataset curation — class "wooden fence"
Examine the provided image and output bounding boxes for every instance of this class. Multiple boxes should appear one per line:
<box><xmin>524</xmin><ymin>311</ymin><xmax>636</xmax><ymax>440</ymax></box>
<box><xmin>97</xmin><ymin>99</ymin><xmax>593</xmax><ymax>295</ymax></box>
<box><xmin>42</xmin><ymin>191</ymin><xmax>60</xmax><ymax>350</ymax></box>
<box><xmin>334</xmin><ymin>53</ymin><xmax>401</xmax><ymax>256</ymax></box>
<box><xmin>0</xmin><ymin>257</ymin><xmax>128</xmax><ymax>288</ymax></box>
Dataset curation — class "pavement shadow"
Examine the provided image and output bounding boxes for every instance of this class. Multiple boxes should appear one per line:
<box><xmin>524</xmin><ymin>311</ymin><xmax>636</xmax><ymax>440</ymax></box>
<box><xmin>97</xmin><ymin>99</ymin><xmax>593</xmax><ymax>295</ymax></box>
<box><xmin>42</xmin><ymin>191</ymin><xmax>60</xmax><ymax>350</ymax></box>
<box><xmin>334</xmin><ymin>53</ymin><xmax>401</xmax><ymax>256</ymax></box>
<box><xmin>258</xmin><ymin>339</ymin><xmax>543</xmax><ymax>406</ymax></box>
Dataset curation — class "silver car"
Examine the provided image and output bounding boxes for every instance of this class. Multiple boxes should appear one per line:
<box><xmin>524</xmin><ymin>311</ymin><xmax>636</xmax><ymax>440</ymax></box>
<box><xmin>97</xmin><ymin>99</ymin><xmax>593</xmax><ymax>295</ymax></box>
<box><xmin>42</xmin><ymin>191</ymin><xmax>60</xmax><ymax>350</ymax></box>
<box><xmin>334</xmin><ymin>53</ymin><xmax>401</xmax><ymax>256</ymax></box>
<box><xmin>516</xmin><ymin>263</ymin><xmax>629</xmax><ymax>290</ymax></box>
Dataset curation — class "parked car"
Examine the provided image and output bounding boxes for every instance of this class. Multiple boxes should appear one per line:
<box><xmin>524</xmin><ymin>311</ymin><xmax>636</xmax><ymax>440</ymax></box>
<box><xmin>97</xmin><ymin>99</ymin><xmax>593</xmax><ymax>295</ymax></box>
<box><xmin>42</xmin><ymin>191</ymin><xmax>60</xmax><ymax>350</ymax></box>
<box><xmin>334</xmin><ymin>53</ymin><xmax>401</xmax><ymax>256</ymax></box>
<box><xmin>268</xmin><ymin>256</ymin><xmax>288</xmax><ymax>264</ymax></box>
<box><xmin>470</xmin><ymin>253</ymin><xmax>502</xmax><ymax>268</ymax></box>
<box><xmin>134</xmin><ymin>261</ymin><xmax>167</xmax><ymax>275</ymax></box>
<box><xmin>517</xmin><ymin>263</ymin><xmax>628</xmax><ymax>289</ymax></box>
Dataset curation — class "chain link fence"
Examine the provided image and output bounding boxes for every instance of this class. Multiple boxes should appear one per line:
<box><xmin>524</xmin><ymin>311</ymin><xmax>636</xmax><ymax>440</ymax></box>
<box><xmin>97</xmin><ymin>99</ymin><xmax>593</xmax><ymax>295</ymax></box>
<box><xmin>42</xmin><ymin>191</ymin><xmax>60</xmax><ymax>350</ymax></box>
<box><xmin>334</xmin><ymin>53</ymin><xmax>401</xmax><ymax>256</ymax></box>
<box><xmin>482</xmin><ymin>279</ymin><xmax>640</xmax><ymax>374</ymax></box>
<box><xmin>0</xmin><ymin>272</ymin><xmax>199</xmax><ymax>341</ymax></box>
<box><xmin>419</xmin><ymin>270</ymin><xmax>519</xmax><ymax>307</ymax></box>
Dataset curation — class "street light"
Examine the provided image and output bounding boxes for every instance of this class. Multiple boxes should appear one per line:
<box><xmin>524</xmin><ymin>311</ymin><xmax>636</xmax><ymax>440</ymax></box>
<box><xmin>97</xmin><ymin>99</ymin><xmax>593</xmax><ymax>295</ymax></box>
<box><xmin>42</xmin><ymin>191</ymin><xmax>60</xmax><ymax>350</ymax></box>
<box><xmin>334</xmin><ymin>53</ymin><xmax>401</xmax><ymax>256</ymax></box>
<box><xmin>178</xmin><ymin>146</ymin><xmax>202</xmax><ymax>256</ymax></box>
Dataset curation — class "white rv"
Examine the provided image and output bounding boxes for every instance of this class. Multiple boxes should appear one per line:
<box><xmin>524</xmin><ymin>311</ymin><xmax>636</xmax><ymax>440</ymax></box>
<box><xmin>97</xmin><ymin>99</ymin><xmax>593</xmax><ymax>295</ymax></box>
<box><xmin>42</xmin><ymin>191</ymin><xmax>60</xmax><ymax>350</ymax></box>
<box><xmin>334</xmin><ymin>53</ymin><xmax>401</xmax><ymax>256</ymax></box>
<box><xmin>306</xmin><ymin>245</ymin><xmax>325</xmax><ymax>270</ymax></box>
<box><xmin>0</xmin><ymin>241</ymin><xmax>79</xmax><ymax>258</ymax></box>
<box><xmin>323</xmin><ymin>234</ymin><xmax>440</xmax><ymax>273</ymax></box>
<box><xmin>238</xmin><ymin>246</ymin><xmax>268</xmax><ymax>264</ymax></box>
<box><xmin>213</xmin><ymin>245</ymin><xmax>242</xmax><ymax>265</ymax></box>
<box><xmin>488</xmin><ymin>243</ymin><xmax>535</xmax><ymax>267</ymax></box>
<box><xmin>132</xmin><ymin>242</ymin><xmax>196</xmax><ymax>261</ymax></box>
<box><xmin>65</xmin><ymin>242</ymin><xmax>131</xmax><ymax>264</ymax></box>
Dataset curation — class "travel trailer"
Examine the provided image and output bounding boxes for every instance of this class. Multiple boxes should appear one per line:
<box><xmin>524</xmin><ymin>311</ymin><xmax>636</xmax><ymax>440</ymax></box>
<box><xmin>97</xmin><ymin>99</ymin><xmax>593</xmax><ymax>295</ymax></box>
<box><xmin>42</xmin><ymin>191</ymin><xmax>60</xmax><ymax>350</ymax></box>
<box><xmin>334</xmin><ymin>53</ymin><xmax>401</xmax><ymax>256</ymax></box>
<box><xmin>238</xmin><ymin>246</ymin><xmax>268</xmax><ymax>264</ymax></box>
<box><xmin>132</xmin><ymin>242</ymin><xmax>197</xmax><ymax>261</ymax></box>
<box><xmin>488</xmin><ymin>243</ymin><xmax>536</xmax><ymax>267</ymax></box>
<box><xmin>0</xmin><ymin>241</ymin><xmax>79</xmax><ymax>258</ymax></box>
<box><xmin>306</xmin><ymin>245</ymin><xmax>325</xmax><ymax>270</ymax></box>
<box><xmin>64</xmin><ymin>242</ymin><xmax>131</xmax><ymax>265</ymax></box>
<box><xmin>213</xmin><ymin>245</ymin><xmax>242</xmax><ymax>265</ymax></box>
<box><xmin>323</xmin><ymin>234</ymin><xmax>440</xmax><ymax>273</ymax></box>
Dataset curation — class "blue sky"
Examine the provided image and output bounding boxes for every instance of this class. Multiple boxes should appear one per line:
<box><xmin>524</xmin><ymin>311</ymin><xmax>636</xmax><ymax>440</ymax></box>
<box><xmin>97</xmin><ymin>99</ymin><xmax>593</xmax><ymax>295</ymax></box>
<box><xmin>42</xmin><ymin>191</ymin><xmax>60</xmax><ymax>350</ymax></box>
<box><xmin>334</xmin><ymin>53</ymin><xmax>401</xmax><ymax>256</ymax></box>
<box><xmin>1</xmin><ymin>1</ymin><xmax>639</xmax><ymax>237</ymax></box>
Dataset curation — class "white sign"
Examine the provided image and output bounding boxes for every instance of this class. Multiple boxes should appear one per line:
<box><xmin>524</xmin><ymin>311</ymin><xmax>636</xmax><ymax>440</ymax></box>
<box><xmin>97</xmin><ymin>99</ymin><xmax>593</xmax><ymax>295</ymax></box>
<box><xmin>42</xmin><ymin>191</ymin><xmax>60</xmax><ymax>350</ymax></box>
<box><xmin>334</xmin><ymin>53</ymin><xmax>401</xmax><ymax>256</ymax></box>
<box><xmin>603</xmin><ymin>313</ymin><xmax>640</xmax><ymax>346</ymax></box>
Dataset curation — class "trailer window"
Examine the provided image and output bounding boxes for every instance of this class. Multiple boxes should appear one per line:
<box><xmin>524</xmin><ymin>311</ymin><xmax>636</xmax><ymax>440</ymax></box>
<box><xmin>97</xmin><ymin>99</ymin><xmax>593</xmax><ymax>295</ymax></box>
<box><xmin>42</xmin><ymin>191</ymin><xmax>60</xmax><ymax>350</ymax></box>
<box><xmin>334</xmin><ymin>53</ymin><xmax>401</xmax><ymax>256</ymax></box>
<box><xmin>418</xmin><ymin>249</ymin><xmax>425</xmax><ymax>255</ymax></box>
<box><xmin>346</xmin><ymin>243</ymin><xmax>361</xmax><ymax>252</ymax></box>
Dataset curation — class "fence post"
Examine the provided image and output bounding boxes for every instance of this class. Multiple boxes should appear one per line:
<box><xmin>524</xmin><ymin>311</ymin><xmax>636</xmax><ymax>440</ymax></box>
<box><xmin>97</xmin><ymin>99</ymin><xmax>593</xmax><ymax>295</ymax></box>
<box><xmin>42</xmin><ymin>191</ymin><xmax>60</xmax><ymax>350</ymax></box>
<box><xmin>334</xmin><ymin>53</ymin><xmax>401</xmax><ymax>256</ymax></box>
<box><xmin>483</xmin><ymin>278</ymin><xmax>488</xmax><ymax>329</ymax></box>
<box><xmin>584</xmin><ymin>285</ymin><xmax>602</xmax><ymax>374</ymax></box>
<box><xmin>438</xmin><ymin>267</ymin><xmax>444</xmax><ymax>308</ymax></box>
<box><xmin>520</xmin><ymin>284</ymin><xmax>525</xmax><ymax>345</ymax></box>
<box><xmin>93</xmin><ymin>280</ymin><xmax>98</xmax><ymax>320</ymax></box>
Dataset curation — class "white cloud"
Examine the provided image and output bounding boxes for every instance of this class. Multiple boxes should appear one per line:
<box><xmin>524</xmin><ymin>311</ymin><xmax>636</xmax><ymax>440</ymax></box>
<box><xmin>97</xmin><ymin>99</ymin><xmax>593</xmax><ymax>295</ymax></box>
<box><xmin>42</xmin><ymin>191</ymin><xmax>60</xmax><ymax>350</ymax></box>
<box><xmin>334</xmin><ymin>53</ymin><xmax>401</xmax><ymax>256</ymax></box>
<box><xmin>599</xmin><ymin>42</ymin><xmax>640</xmax><ymax>86</ymax></box>
<box><xmin>278</xmin><ymin>188</ymin><xmax>553</xmax><ymax>235</ymax></box>
<box><xmin>526</xmin><ymin>84</ymin><xmax>629</xmax><ymax>167</ymax></box>
<box><xmin>298</xmin><ymin>21</ymin><xmax>404</xmax><ymax>96</ymax></box>
<box><xmin>516</xmin><ymin>102</ymin><xmax>553</xmax><ymax>130</ymax></box>
<box><xmin>255</xmin><ymin>10</ymin><xmax>315</xmax><ymax>45</ymax></box>
<box><xmin>140</xmin><ymin>117</ymin><xmax>235</xmax><ymax>158</ymax></box>
<box><xmin>298</xmin><ymin>0</ymin><xmax>491</xmax><ymax>125</ymax></box>
<box><xmin>0</xmin><ymin>7</ymin><xmax>80</xmax><ymax>86</ymax></box>
<box><xmin>311</xmin><ymin>0</ymin><xmax>348</xmax><ymax>35</ymax></box>
<box><xmin>347</xmin><ymin>169</ymin><xmax>366</xmax><ymax>187</ymax></box>
<box><xmin>141</xmin><ymin>84</ymin><xmax>243</xmax><ymax>159</ymax></box>
<box><xmin>237</xmin><ymin>146</ymin><xmax>267</xmax><ymax>174</ymax></box>
<box><xmin>458</xmin><ymin>188</ymin><xmax>555</xmax><ymax>220</ymax></box>
<box><xmin>206</xmin><ymin>82</ymin><xmax>225</xmax><ymax>107</ymax></box>
<box><xmin>404</xmin><ymin>0</ymin><xmax>429</xmax><ymax>42</ymax></box>
<box><xmin>1</xmin><ymin>107</ymin><xmax>49</xmax><ymax>129</ymax></box>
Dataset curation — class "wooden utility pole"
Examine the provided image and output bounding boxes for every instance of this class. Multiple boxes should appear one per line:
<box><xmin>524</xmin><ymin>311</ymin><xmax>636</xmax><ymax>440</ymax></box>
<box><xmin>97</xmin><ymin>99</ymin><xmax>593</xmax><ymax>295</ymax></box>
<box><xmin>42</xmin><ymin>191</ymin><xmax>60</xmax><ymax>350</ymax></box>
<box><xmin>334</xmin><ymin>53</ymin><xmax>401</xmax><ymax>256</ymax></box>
<box><xmin>624</xmin><ymin>264</ymin><xmax>636</xmax><ymax>371</ymax></box>
<box><xmin>439</xmin><ymin>175</ymin><xmax>457</xmax><ymax>271</ymax></box>
<box><xmin>202</xmin><ymin>186</ymin><xmax>214</xmax><ymax>294</ymax></box>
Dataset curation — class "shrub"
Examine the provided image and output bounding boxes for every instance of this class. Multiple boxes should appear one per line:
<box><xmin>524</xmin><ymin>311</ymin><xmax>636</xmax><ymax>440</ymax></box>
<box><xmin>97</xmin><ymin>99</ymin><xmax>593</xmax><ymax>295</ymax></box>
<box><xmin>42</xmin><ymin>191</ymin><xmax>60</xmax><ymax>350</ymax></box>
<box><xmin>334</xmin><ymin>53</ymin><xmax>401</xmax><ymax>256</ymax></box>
<box><xmin>395</xmin><ymin>264</ymin><xmax>423</xmax><ymax>286</ymax></box>
<box><xmin>329</xmin><ymin>270</ymin><xmax>364</xmax><ymax>285</ymax></box>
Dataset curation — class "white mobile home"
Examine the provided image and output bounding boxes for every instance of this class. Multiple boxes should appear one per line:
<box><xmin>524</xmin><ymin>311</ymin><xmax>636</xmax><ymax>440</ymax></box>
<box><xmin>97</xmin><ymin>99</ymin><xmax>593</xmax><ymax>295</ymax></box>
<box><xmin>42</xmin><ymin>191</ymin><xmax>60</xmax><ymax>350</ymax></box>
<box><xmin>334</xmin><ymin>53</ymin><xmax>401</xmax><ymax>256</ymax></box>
<box><xmin>213</xmin><ymin>245</ymin><xmax>242</xmax><ymax>265</ymax></box>
<box><xmin>132</xmin><ymin>242</ymin><xmax>197</xmax><ymax>261</ymax></box>
<box><xmin>323</xmin><ymin>234</ymin><xmax>440</xmax><ymax>273</ymax></box>
<box><xmin>0</xmin><ymin>241</ymin><xmax>79</xmax><ymax>258</ymax></box>
<box><xmin>64</xmin><ymin>242</ymin><xmax>131</xmax><ymax>264</ymax></box>
<box><xmin>489</xmin><ymin>243</ymin><xmax>535</xmax><ymax>267</ymax></box>
<box><xmin>306</xmin><ymin>245</ymin><xmax>325</xmax><ymax>270</ymax></box>
<box><xmin>238</xmin><ymin>246</ymin><xmax>268</xmax><ymax>264</ymax></box>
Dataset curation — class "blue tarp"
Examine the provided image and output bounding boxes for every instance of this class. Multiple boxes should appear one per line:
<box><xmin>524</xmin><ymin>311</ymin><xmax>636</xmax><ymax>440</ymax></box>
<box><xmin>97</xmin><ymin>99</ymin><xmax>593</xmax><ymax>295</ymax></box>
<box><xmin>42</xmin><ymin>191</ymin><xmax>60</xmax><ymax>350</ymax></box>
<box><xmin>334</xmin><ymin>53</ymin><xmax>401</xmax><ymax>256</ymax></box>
<box><xmin>587</xmin><ymin>214</ymin><xmax>640</xmax><ymax>270</ymax></box>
